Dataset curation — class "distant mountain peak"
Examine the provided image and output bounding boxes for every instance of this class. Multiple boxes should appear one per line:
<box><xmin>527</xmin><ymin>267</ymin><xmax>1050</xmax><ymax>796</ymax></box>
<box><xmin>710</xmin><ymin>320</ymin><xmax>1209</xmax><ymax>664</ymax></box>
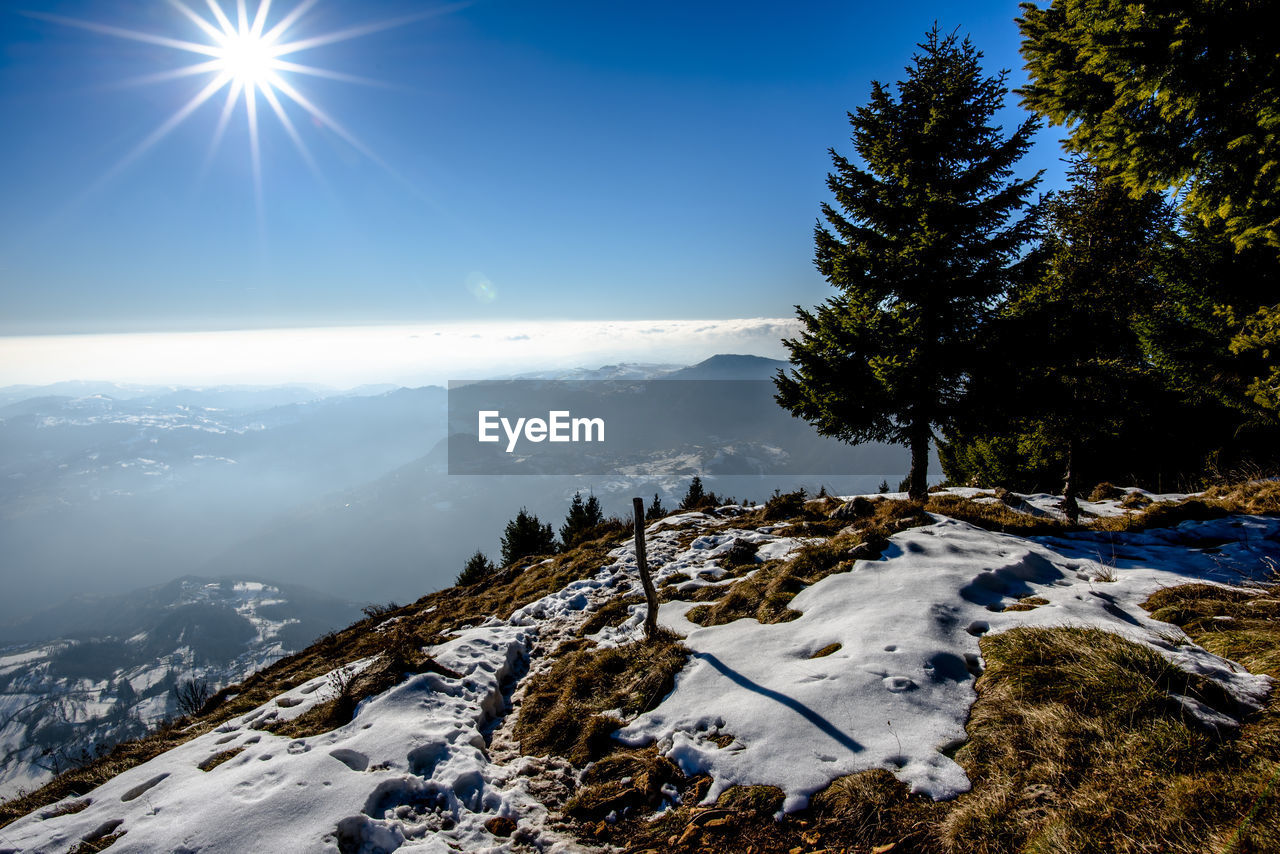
<box><xmin>662</xmin><ymin>353</ymin><xmax>789</xmax><ymax>380</ymax></box>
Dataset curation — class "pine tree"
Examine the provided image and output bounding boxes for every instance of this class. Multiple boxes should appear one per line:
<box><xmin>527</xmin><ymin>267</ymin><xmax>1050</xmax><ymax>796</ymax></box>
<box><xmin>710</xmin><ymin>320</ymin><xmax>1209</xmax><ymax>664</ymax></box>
<box><xmin>645</xmin><ymin>493</ymin><xmax>666</xmax><ymax>521</ymax></box>
<box><xmin>1018</xmin><ymin>0</ymin><xmax>1280</xmax><ymax>414</ymax></box>
<box><xmin>456</xmin><ymin>550</ymin><xmax>496</xmax><ymax>586</ymax></box>
<box><xmin>680</xmin><ymin>476</ymin><xmax>714</xmax><ymax>510</ymax></box>
<box><xmin>775</xmin><ymin>27</ymin><xmax>1040</xmax><ymax>500</ymax></box>
<box><xmin>559</xmin><ymin>491</ymin><xmax>604</xmax><ymax>550</ymax></box>
<box><xmin>1018</xmin><ymin>0</ymin><xmax>1279</xmax><ymax>252</ymax></box>
<box><xmin>500</xmin><ymin>508</ymin><xmax>556</xmax><ymax>566</ymax></box>
<box><xmin>948</xmin><ymin>156</ymin><xmax>1176</xmax><ymax>520</ymax></box>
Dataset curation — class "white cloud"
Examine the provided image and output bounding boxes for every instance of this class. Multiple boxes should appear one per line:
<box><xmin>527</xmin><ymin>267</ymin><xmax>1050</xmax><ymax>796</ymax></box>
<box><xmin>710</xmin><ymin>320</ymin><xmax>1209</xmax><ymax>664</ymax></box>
<box><xmin>0</xmin><ymin>318</ymin><xmax>802</xmax><ymax>388</ymax></box>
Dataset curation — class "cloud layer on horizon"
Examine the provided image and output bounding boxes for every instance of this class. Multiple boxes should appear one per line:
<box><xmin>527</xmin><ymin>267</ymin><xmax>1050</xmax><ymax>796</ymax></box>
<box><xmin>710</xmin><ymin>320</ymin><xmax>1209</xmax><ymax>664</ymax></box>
<box><xmin>0</xmin><ymin>318</ymin><xmax>802</xmax><ymax>388</ymax></box>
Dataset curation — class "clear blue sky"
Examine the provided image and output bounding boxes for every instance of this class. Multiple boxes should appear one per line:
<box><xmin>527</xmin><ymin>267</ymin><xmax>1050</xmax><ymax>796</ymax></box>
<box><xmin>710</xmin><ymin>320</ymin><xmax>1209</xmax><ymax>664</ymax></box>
<box><xmin>0</xmin><ymin>0</ymin><xmax>1066</xmax><ymax>336</ymax></box>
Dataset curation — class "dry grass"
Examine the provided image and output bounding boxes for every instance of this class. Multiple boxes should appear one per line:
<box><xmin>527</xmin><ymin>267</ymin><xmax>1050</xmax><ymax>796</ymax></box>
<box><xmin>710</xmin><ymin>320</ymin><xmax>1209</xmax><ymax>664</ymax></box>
<box><xmin>685</xmin><ymin>500</ymin><xmax>930</xmax><ymax>628</ymax></box>
<box><xmin>1002</xmin><ymin>595</ymin><xmax>1050</xmax><ymax>613</ymax></box>
<box><xmin>196</xmin><ymin>747</ymin><xmax>245</xmax><ymax>772</ymax></box>
<box><xmin>927</xmin><ymin>493</ymin><xmax>1068</xmax><ymax>534</ymax></box>
<box><xmin>565</xmin><ymin>748</ymin><xmax>686</xmax><ymax>820</ymax></box>
<box><xmin>1095</xmin><ymin>480</ymin><xmax>1280</xmax><ymax>533</ymax></box>
<box><xmin>1145</xmin><ymin>584</ymin><xmax>1280</xmax><ymax>680</ymax></box>
<box><xmin>573</xmin><ymin>580</ymin><xmax>1280</xmax><ymax>854</ymax></box>
<box><xmin>68</xmin><ymin>829</ymin><xmax>126</xmax><ymax>853</ymax></box>
<box><xmin>38</xmin><ymin>798</ymin><xmax>90</xmax><ymax>818</ymax></box>
<box><xmin>943</xmin><ymin>621</ymin><xmax>1280</xmax><ymax>854</ymax></box>
<box><xmin>577</xmin><ymin>593</ymin><xmax>646</xmax><ymax>636</ymax></box>
<box><xmin>587</xmin><ymin>770</ymin><xmax>946</xmax><ymax>853</ymax></box>
<box><xmin>514</xmin><ymin>631</ymin><xmax>687</xmax><ymax>766</ymax></box>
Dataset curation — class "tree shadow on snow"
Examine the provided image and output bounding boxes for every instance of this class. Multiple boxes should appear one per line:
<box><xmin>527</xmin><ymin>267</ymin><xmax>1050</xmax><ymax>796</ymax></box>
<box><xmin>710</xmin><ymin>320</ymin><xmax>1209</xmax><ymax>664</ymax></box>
<box><xmin>694</xmin><ymin>652</ymin><xmax>864</xmax><ymax>753</ymax></box>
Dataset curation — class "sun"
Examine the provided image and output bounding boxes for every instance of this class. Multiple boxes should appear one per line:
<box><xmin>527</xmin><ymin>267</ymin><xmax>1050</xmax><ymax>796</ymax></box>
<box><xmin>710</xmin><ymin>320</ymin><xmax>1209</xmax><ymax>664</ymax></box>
<box><xmin>30</xmin><ymin>0</ymin><xmax>440</xmax><ymax>211</ymax></box>
<box><xmin>216</xmin><ymin>27</ymin><xmax>279</xmax><ymax>87</ymax></box>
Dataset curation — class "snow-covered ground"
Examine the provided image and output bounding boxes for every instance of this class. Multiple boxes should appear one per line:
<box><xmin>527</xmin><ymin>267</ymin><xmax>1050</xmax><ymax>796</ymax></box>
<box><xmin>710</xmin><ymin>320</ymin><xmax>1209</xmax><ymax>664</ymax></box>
<box><xmin>4</xmin><ymin>495</ymin><xmax>1277</xmax><ymax>852</ymax></box>
<box><xmin>618</xmin><ymin>512</ymin><xmax>1276</xmax><ymax>811</ymax></box>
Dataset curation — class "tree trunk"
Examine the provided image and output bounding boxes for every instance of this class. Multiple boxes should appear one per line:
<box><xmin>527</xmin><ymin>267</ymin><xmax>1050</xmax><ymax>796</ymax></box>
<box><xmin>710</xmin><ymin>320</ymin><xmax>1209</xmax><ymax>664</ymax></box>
<box><xmin>907</xmin><ymin>421</ymin><xmax>930</xmax><ymax>502</ymax></box>
<box><xmin>632</xmin><ymin>497</ymin><xmax>659</xmax><ymax>641</ymax></box>
<box><xmin>1063</xmin><ymin>436</ymin><xmax>1080</xmax><ymax>525</ymax></box>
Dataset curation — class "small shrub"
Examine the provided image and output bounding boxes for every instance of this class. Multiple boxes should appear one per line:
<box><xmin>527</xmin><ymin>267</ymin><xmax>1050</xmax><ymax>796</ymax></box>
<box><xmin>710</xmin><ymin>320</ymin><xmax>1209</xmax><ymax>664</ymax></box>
<box><xmin>560</xmin><ymin>491</ymin><xmax>606</xmax><ymax>551</ymax></box>
<box><xmin>720</xmin><ymin>538</ymin><xmax>760</xmax><ymax>568</ymax></box>
<box><xmin>1089</xmin><ymin>481</ymin><xmax>1124</xmax><ymax>501</ymax></box>
<box><xmin>361</xmin><ymin>602</ymin><xmax>400</xmax><ymax>619</ymax></box>
<box><xmin>173</xmin><ymin>678</ymin><xmax>212</xmax><ymax>717</ymax></box>
<box><xmin>679</xmin><ymin>476</ymin><xmax>719</xmax><ymax>511</ymax></box>
<box><xmin>761</xmin><ymin>488</ymin><xmax>807</xmax><ymax>521</ymax></box>
<box><xmin>501</xmin><ymin>508</ymin><xmax>557</xmax><ymax>565</ymax></box>
<box><xmin>456</xmin><ymin>551</ymin><xmax>497</xmax><ymax>586</ymax></box>
<box><xmin>645</xmin><ymin>493</ymin><xmax>667</xmax><ymax>520</ymax></box>
<box><xmin>1120</xmin><ymin>490</ymin><xmax>1153</xmax><ymax>509</ymax></box>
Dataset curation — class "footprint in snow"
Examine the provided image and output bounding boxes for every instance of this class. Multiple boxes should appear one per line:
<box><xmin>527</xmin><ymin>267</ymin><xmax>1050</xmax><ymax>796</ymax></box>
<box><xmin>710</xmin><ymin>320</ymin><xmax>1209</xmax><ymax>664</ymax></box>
<box><xmin>120</xmin><ymin>773</ymin><xmax>168</xmax><ymax>802</ymax></box>
<box><xmin>330</xmin><ymin>748</ymin><xmax>370</xmax><ymax>772</ymax></box>
<box><xmin>883</xmin><ymin>676</ymin><xmax>918</xmax><ymax>693</ymax></box>
<box><xmin>80</xmin><ymin>819</ymin><xmax>124</xmax><ymax>844</ymax></box>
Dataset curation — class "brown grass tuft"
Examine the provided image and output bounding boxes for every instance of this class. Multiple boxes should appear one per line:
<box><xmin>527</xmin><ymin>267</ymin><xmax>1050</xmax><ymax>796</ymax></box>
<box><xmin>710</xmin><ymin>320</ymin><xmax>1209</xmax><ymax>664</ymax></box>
<box><xmin>196</xmin><ymin>747</ymin><xmax>245</xmax><ymax>772</ymax></box>
<box><xmin>514</xmin><ymin>632</ymin><xmax>687</xmax><ymax>766</ymax></box>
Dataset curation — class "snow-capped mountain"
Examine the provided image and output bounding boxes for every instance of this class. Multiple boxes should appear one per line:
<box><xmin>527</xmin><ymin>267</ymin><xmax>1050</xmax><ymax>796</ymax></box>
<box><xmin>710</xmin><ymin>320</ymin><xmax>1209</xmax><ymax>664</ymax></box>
<box><xmin>0</xmin><ymin>577</ymin><xmax>359</xmax><ymax>800</ymax></box>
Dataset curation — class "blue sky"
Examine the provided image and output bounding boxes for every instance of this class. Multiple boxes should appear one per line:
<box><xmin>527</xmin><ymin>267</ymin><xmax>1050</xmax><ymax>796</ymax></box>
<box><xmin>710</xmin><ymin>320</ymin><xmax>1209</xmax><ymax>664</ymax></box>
<box><xmin>0</xmin><ymin>0</ymin><xmax>1065</xmax><ymax>339</ymax></box>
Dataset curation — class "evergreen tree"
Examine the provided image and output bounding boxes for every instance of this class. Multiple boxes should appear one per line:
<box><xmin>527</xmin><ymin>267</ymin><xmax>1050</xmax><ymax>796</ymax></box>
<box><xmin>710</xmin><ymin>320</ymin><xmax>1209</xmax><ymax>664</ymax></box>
<box><xmin>680</xmin><ymin>476</ymin><xmax>715</xmax><ymax>510</ymax></box>
<box><xmin>775</xmin><ymin>27</ymin><xmax>1040</xmax><ymax>500</ymax></box>
<box><xmin>456</xmin><ymin>550</ymin><xmax>496</xmax><ymax>586</ymax></box>
<box><xmin>500</xmin><ymin>508</ymin><xmax>556</xmax><ymax>566</ymax></box>
<box><xmin>1018</xmin><ymin>0</ymin><xmax>1280</xmax><ymax>415</ymax></box>
<box><xmin>943</xmin><ymin>157</ymin><xmax>1176</xmax><ymax>518</ymax></box>
<box><xmin>1018</xmin><ymin>0</ymin><xmax>1279</xmax><ymax>252</ymax></box>
<box><xmin>645</xmin><ymin>492</ymin><xmax>666</xmax><ymax>521</ymax></box>
<box><xmin>559</xmin><ymin>491</ymin><xmax>604</xmax><ymax>550</ymax></box>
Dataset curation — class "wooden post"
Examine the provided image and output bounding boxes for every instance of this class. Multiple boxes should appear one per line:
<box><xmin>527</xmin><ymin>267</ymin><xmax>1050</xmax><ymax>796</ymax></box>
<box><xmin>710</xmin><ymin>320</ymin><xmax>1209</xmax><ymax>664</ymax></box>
<box><xmin>632</xmin><ymin>497</ymin><xmax>659</xmax><ymax>641</ymax></box>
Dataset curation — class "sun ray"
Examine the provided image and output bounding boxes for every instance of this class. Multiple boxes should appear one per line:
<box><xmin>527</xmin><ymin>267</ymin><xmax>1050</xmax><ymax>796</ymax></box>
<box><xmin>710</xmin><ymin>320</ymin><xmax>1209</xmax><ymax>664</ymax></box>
<box><xmin>250</xmin><ymin>0</ymin><xmax>274</xmax><ymax>38</ymax></box>
<box><xmin>204</xmin><ymin>0</ymin><xmax>237</xmax><ymax>37</ymax></box>
<box><xmin>269</xmin><ymin>60</ymin><xmax>388</xmax><ymax>88</ymax></box>
<box><xmin>261</xmin><ymin>0</ymin><xmax>321</xmax><ymax>44</ymax></box>
<box><xmin>84</xmin><ymin>73</ymin><xmax>231</xmax><ymax>199</ymax></box>
<box><xmin>267</xmin><ymin>74</ymin><xmax>388</xmax><ymax>168</ymax></box>
<box><xmin>270</xmin><ymin>5</ymin><xmax>469</xmax><ymax>57</ymax></box>
<box><xmin>109</xmin><ymin>60</ymin><xmax>226</xmax><ymax>91</ymax></box>
<box><xmin>245</xmin><ymin>81</ymin><xmax>265</xmax><ymax>225</ymax></box>
<box><xmin>22</xmin><ymin>12</ymin><xmax>222</xmax><ymax>57</ymax></box>
<box><xmin>200</xmin><ymin>78</ymin><xmax>245</xmax><ymax>180</ymax></box>
<box><xmin>165</xmin><ymin>0</ymin><xmax>225</xmax><ymax>44</ymax></box>
<box><xmin>236</xmin><ymin>0</ymin><xmax>250</xmax><ymax>35</ymax></box>
<box><xmin>258</xmin><ymin>83</ymin><xmax>321</xmax><ymax>178</ymax></box>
